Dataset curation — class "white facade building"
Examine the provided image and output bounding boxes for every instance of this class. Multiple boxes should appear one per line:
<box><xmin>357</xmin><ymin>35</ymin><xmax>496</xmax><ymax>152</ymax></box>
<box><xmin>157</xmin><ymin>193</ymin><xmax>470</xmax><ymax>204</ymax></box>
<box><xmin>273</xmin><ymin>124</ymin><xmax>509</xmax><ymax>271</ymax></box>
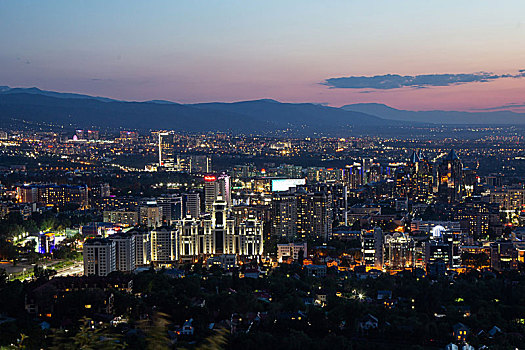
<box><xmin>83</xmin><ymin>238</ymin><xmax>116</xmax><ymax>276</ymax></box>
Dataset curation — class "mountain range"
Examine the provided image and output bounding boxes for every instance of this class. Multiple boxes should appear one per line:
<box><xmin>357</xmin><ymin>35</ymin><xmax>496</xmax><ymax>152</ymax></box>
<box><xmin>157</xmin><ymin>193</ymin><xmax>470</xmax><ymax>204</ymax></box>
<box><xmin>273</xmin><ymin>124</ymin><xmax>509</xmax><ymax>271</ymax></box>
<box><xmin>1</xmin><ymin>86</ymin><xmax>525</xmax><ymax>135</ymax></box>
<box><xmin>0</xmin><ymin>87</ymin><xmax>391</xmax><ymax>134</ymax></box>
<box><xmin>341</xmin><ymin>103</ymin><xmax>525</xmax><ymax>125</ymax></box>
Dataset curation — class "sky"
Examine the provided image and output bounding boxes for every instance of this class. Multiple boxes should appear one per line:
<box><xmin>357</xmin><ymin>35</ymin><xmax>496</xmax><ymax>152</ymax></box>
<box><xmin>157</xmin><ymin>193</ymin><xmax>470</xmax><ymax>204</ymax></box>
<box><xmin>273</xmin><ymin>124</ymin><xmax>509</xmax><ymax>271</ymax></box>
<box><xmin>1</xmin><ymin>0</ymin><xmax>525</xmax><ymax>111</ymax></box>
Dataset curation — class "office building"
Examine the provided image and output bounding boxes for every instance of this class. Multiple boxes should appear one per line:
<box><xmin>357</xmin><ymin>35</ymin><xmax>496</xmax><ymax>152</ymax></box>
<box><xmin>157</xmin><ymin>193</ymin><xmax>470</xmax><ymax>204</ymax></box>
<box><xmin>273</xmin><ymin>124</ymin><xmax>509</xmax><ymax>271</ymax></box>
<box><xmin>183</xmin><ymin>192</ymin><xmax>201</xmax><ymax>218</ymax></box>
<box><xmin>437</xmin><ymin>149</ymin><xmax>464</xmax><ymax>203</ymax></box>
<box><xmin>157</xmin><ymin>131</ymin><xmax>175</xmax><ymax>168</ymax></box>
<box><xmin>157</xmin><ymin>195</ymin><xmax>183</xmax><ymax>224</ymax></box>
<box><xmin>361</xmin><ymin>227</ymin><xmax>383</xmax><ymax>269</ymax></box>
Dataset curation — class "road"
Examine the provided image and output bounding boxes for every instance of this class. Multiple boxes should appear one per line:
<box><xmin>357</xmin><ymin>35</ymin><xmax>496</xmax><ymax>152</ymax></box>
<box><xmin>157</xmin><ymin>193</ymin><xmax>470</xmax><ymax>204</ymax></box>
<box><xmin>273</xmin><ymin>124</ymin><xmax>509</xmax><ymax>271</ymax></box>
<box><xmin>52</xmin><ymin>261</ymin><xmax>84</xmax><ymax>277</ymax></box>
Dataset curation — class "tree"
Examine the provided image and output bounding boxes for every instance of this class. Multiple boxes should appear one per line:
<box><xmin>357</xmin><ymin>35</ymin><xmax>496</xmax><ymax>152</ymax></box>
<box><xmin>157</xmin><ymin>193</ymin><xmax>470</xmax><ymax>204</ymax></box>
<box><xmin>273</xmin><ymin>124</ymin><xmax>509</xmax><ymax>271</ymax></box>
<box><xmin>137</xmin><ymin>312</ymin><xmax>171</xmax><ymax>350</ymax></box>
<box><xmin>50</xmin><ymin>317</ymin><xmax>123</xmax><ymax>350</ymax></box>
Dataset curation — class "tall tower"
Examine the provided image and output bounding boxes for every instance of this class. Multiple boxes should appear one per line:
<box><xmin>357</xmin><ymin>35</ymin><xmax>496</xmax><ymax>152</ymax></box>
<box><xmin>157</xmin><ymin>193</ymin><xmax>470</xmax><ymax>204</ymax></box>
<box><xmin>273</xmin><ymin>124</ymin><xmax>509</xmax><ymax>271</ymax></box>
<box><xmin>438</xmin><ymin>149</ymin><xmax>463</xmax><ymax>203</ymax></box>
<box><xmin>157</xmin><ymin>131</ymin><xmax>175</xmax><ymax>168</ymax></box>
<box><xmin>204</xmin><ymin>174</ymin><xmax>231</xmax><ymax>212</ymax></box>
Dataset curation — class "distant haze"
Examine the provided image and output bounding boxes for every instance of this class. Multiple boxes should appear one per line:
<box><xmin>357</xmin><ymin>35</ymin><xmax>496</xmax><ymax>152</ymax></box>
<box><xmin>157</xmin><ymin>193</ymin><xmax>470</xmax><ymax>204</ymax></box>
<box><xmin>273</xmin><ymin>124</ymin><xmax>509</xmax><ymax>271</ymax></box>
<box><xmin>2</xmin><ymin>87</ymin><xmax>525</xmax><ymax>134</ymax></box>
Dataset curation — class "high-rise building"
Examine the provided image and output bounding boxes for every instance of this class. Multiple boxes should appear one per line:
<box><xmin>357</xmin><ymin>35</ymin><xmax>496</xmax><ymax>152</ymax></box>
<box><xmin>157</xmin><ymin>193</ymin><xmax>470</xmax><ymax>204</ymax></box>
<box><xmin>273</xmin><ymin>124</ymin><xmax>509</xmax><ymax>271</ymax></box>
<box><xmin>271</xmin><ymin>192</ymin><xmax>297</xmax><ymax>238</ymax></box>
<box><xmin>383</xmin><ymin>233</ymin><xmax>415</xmax><ymax>270</ymax></box>
<box><xmin>148</xmin><ymin>197</ymin><xmax>264</xmax><ymax>264</ymax></box>
<box><xmin>183</xmin><ymin>192</ymin><xmax>201</xmax><ymax>218</ymax></box>
<box><xmin>313</xmin><ymin>183</ymin><xmax>348</xmax><ymax>227</ymax></box>
<box><xmin>139</xmin><ymin>205</ymin><xmax>162</xmax><ymax>228</ymax></box>
<box><xmin>83</xmin><ymin>238</ymin><xmax>116</xmax><ymax>276</ymax></box>
<box><xmin>490</xmin><ymin>240</ymin><xmax>518</xmax><ymax>271</ymax></box>
<box><xmin>405</xmin><ymin>150</ymin><xmax>433</xmax><ymax>201</ymax></box>
<box><xmin>361</xmin><ymin>227</ymin><xmax>383</xmax><ymax>269</ymax></box>
<box><xmin>424</xmin><ymin>226</ymin><xmax>463</xmax><ymax>268</ymax></box>
<box><xmin>437</xmin><ymin>149</ymin><xmax>464</xmax><ymax>203</ymax></box>
<box><xmin>361</xmin><ymin>158</ymin><xmax>374</xmax><ymax>185</ymax></box>
<box><xmin>344</xmin><ymin>163</ymin><xmax>363</xmax><ymax>189</ymax></box>
<box><xmin>271</xmin><ymin>187</ymin><xmax>332</xmax><ymax>241</ymax></box>
<box><xmin>150</xmin><ymin>227</ymin><xmax>178</xmax><ymax>263</ymax></box>
<box><xmin>204</xmin><ymin>174</ymin><xmax>231</xmax><ymax>212</ymax></box>
<box><xmin>157</xmin><ymin>131</ymin><xmax>175</xmax><ymax>168</ymax></box>
<box><xmin>309</xmin><ymin>191</ymin><xmax>333</xmax><ymax>241</ymax></box>
<box><xmin>189</xmin><ymin>155</ymin><xmax>212</xmax><ymax>173</ymax></box>
<box><xmin>109</xmin><ymin>233</ymin><xmax>136</xmax><ymax>272</ymax></box>
<box><xmin>129</xmin><ymin>228</ymin><xmax>151</xmax><ymax>267</ymax></box>
<box><xmin>157</xmin><ymin>195</ymin><xmax>183</xmax><ymax>224</ymax></box>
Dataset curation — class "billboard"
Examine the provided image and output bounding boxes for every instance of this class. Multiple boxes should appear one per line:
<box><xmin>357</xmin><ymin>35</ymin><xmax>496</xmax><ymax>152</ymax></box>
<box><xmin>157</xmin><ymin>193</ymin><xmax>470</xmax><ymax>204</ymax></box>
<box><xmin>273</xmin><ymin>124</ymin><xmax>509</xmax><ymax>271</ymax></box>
<box><xmin>271</xmin><ymin>178</ymin><xmax>306</xmax><ymax>192</ymax></box>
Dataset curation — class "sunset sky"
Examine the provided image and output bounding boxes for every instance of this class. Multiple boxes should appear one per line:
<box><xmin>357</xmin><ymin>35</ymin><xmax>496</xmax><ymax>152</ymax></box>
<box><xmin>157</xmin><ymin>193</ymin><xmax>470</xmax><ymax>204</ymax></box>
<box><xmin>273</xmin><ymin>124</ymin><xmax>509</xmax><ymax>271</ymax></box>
<box><xmin>1</xmin><ymin>0</ymin><xmax>525</xmax><ymax>111</ymax></box>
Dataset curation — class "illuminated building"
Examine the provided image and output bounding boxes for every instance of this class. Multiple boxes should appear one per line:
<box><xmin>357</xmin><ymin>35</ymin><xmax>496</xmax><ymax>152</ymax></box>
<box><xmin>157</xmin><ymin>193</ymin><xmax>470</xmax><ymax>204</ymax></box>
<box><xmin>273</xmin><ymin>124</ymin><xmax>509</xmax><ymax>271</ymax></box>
<box><xmin>183</xmin><ymin>192</ymin><xmax>201</xmax><ymax>218</ymax></box>
<box><xmin>17</xmin><ymin>184</ymin><xmax>89</xmax><ymax>209</ymax></box>
<box><xmin>139</xmin><ymin>204</ymin><xmax>162</xmax><ymax>228</ymax></box>
<box><xmin>129</xmin><ymin>228</ymin><xmax>151</xmax><ymax>267</ymax></box>
<box><xmin>271</xmin><ymin>192</ymin><xmax>297</xmax><ymax>238</ymax></box>
<box><xmin>204</xmin><ymin>173</ymin><xmax>231</xmax><ymax>212</ymax></box>
<box><xmin>271</xmin><ymin>187</ymin><xmax>332</xmax><ymax>241</ymax></box>
<box><xmin>148</xmin><ymin>197</ymin><xmax>263</xmax><ymax>264</ymax></box>
<box><xmin>344</xmin><ymin>163</ymin><xmax>363</xmax><ymax>189</ymax></box>
<box><xmin>437</xmin><ymin>149</ymin><xmax>464</xmax><ymax>203</ymax></box>
<box><xmin>361</xmin><ymin>227</ymin><xmax>383</xmax><ymax>268</ymax></box>
<box><xmin>103</xmin><ymin>210</ymin><xmax>139</xmax><ymax>227</ymax></box>
<box><xmin>313</xmin><ymin>183</ymin><xmax>348</xmax><ymax>227</ymax></box>
<box><xmin>186</xmin><ymin>155</ymin><xmax>212</xmax><ymax>173</ymax></box>
<box><xmin>83</xmin><ymin>238</ymin><xmax>117</xmax><ymax>277</ymax></box>
<box><xmin>119</xmin><ymin>130</ymin><xmax>139</xmax><ymax>141</ymax></box>
<box><xmin>109</xmin><ymin>233</ymin><xmax>136</xmax><ymax>272</ymax></box>
<box><xmin>425</xmin><ymin>226</ymin><xmax>463</xmax><ymax>268</ymax></box>
<box><xmin>157</xmin><ymin>195</ymin><xmax>183</xmax><ymax>224</ymax></box>
<box><xmin>150</xmin><ymin>227</ymin><xmax>177</xmax><ymax>263</ymax></box>
<box><xmin>490</xmin><ymin>240</ymin><xmax>518</xmax><ymax>271</ymax></box>
<box><xmin>449</xmin><ymin>200</ymin><xmax>500</xmax><ymax>239</ymax></box>
<box><xmin>405</xmin><ymin>150</ymin><xmax>433</xmax><ymax>201</ymax></box>
<box><xmin>487</xmin><ymin>186</ymin><xmax>525</xmax><ymax>216</ymax></box>
<box><xmin>157</xmin><ymin>131</ymin><xmax>175</xmax><ymax>168</ymax></box>
<box><xmin>277</xmin><ymin>242</ymin><xmax>307</xmax><ymax>262</ymax></box>
<box><xmin>383</xmin><ymin>233</ymin><xmax>415</xmax><ymax>270</ymax></box>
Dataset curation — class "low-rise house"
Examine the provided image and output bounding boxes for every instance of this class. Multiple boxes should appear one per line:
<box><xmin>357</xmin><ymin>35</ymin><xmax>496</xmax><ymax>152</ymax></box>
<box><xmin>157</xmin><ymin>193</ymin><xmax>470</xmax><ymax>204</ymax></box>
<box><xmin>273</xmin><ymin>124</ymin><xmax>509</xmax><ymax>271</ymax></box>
<box><xmin>453</xmin><ymin>322</ymin><xmax>469</xmax><ymax>342</ymax></box>
<box><xmin>358</xmin><ymin>314</ymin><xmax>378</xmax><ymax>332</ymax></box>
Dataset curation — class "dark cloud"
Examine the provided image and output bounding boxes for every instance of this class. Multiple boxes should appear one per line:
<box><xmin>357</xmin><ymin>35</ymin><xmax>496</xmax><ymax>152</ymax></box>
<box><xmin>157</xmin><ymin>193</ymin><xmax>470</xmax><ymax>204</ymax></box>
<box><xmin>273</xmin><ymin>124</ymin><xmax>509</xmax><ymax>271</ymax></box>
<box><xmin>323</xmin><ymin>70</ymin><xmax>525</xmax><ymax>89</ymax></box>
<box><xmin>474</xmin><ymin>102</ymin><xmax>525</xmax><ymax>111</ymax></box>
<box><xmin>90</xmin><ymin>78</ymin><xmax>114</xmax><ymax>82</ymax></box>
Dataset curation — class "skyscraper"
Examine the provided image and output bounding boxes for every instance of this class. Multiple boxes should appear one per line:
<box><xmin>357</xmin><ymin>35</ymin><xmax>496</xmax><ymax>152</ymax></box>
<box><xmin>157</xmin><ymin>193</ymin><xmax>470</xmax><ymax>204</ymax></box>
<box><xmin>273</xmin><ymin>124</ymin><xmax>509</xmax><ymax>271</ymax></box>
<box><xmin>157</xmin><ymin>195</ymin><xmax>183</xmax><ymax>224</ymax></box>
<box><xmin>184</xmin><ymin>192</ymin><xmax>201</xmax><ymax>218</ymax></box>
<box><xmin>438</xmin><ymin>149</ymin><xmax>463</xmax><ymax>203</ymax></box>
<box><xmin>204</xmin><ymin>174</ymin><xmax>231</xmax><ymax>212</ymax></box>
<box><xmin>157</xmin><ymin>131</ymin><xmax>175</xmax><ymax>168</ymax></box>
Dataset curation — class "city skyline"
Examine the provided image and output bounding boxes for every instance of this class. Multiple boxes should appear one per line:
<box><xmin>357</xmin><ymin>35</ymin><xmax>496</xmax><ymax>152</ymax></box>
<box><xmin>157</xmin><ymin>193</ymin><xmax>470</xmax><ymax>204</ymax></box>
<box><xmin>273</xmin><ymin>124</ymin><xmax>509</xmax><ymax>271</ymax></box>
<box><xmin>2</xmin><ymin>1</ymin><xmax>525</xmax><ymax>112</ymax></box>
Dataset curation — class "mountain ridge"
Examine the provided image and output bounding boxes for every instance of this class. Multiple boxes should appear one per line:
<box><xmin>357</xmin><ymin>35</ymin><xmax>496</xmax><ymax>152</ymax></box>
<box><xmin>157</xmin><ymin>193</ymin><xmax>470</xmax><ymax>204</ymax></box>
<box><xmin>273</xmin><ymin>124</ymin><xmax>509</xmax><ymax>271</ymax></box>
<box><xmin>0</xmin><ymin>87</ymin><xmax>392</xmax><ymax>134</ymax></box>
<box><xmin>342</xmin><ymin>102</ymin><xmax>525</xmax><ymax>124</ymax></box>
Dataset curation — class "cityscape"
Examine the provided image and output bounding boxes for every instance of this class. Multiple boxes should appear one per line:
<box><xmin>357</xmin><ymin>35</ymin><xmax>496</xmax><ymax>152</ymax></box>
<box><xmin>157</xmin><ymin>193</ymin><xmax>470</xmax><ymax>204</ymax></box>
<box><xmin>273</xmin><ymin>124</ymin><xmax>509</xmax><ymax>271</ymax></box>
<box><xmin>1</xmin><ymin>1</ymin><xmax>525</xmax><ymax>350</ymax></box>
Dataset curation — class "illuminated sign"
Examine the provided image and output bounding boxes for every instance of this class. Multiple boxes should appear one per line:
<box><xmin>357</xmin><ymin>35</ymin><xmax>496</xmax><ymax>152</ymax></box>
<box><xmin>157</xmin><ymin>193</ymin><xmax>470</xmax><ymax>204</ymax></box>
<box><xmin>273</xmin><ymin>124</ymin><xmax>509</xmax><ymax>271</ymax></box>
<box><xmin>204</xmin><ymin>175</ymin><xmax>217</xmax><ymax>182</ymax></box>
<box><xmin>271</xmin><ymin>178</ymin><xmax>306</xmax><ymax>192</ymax></box>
